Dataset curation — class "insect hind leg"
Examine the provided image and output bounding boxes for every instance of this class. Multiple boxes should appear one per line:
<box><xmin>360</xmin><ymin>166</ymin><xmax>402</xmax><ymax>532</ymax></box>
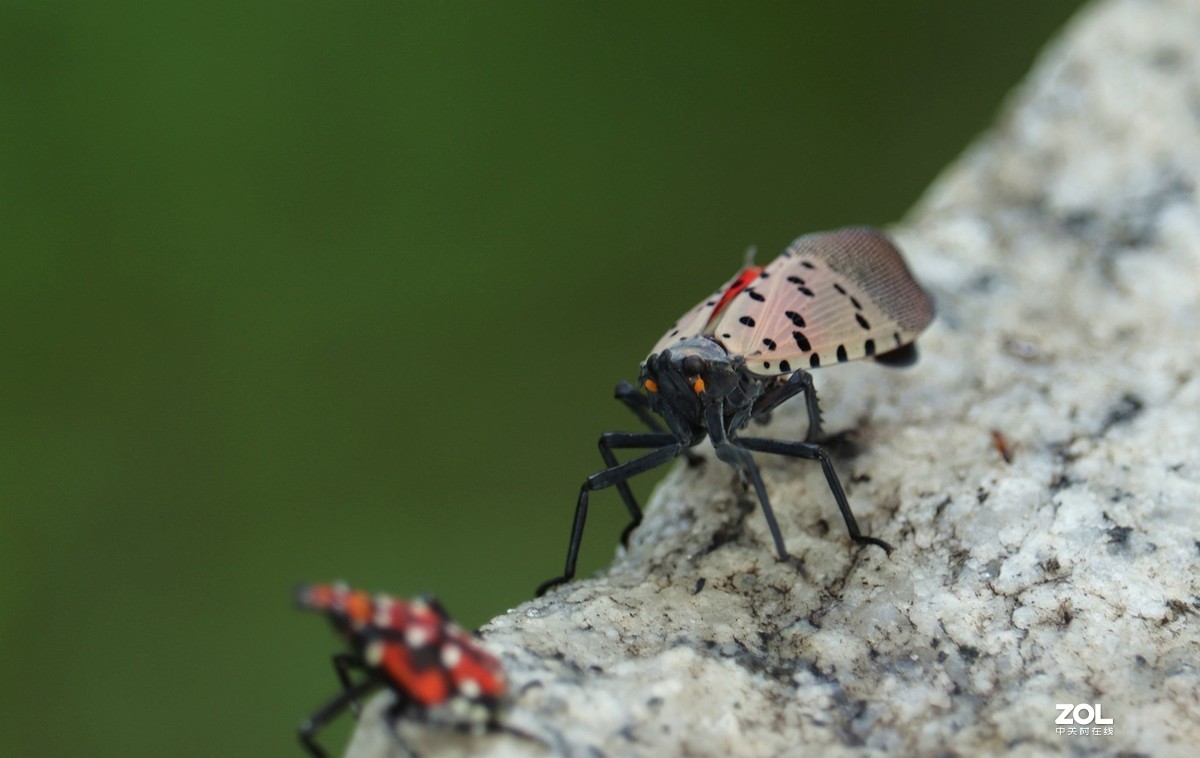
<box><xmin>749</xmin><ymin>370</ymin><xmax>824</xmax><ymax>442</ymax></box>
<box><xmin>736</xmin><ymin>436</ymin><xmax>893</xmax><ymax>554</ymax></box>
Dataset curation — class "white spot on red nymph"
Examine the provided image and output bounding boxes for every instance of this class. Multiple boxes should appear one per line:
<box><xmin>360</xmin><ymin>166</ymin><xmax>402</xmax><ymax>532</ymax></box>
<box><xmin>459</xmin><ymin>677</ymin><xmax>482</xmax><ymax>699</ymax></box>
<box><xmin>441</xmin><ymin>643</ymin><xmax>463</xmax><ymax>669</ymax></box>
<box><xmin>374</xmin><ymin>597</ymin><xmax>392</xmax><ymax>627</ymax></box>
<box><xmin>365</xmin><ymin>640</ymin><xmax>384</xmax><ymax>666</ymax></box>
<box><xmin>405</xmin><ymin>627</ymin><xmax>430</xmax><ymax>648</ymax></box>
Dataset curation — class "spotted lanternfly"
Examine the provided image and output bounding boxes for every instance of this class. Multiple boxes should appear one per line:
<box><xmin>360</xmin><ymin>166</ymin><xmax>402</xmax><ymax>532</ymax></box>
<box><xmin>537</xmin><ymin>227</ymin><xmax>935</xmax><ymax>595</ymax></box>
<box><xmin>296</xmin><ymin>582</ymin><xmax>507</xmax><ymax>758</ymax></box>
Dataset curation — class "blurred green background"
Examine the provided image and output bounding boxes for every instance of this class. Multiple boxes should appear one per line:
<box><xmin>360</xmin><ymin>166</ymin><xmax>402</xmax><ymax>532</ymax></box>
<box><xmin>1</xmin><ymin>2</ymin><xmax>1083</xmax><ymax>755</ymax></box>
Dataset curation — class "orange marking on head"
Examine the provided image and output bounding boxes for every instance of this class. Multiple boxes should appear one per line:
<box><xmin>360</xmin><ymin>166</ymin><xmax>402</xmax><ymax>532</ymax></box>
<box><xmin>692</xmin><ymin>377</ymin><xmax>705</xmax><ymax>394</ymax></box>
<box><xmin>644</xmin><ymin>378</ymin><xmax>658</xmax><ymax>393</ymax></box>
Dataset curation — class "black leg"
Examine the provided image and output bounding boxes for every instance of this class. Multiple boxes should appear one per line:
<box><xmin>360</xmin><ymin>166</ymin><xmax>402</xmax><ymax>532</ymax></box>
<box><xmin>299</xmin><ymin>677</ymin><xmax>382</xmax><ymax>758</ymax></box>
<box><xmin>382</xmin><ymin>697</ymin><xmax>419</xmax><ymax>758</ymax></box>
<box><xmin>614</xmin><ymin>380</ymin><xmax>666</xmax><ymax>433</ymax></box>
<box><xmin>616</xmin><ymin>381</ymin><xmax>704</xmax><ymax>466</ymax></box>
<box><xmin>712</xmin><ymin>440</ymin><xmax>789</xmax><ymax>560</ymax></box>
<box><xmin>750</xmin><ymin>370</ymin><xmax>824</xmax><ymax>442</ymax></box>
<box><xmin>599</xmin><ymin>431</ymin><xmax>678</xmax><ymax>547</ymax></box>
<box><xmin>737</xmin><ymin>436</ymin><xmax>893</xmax><ymax>554</ymax></box>
<box><xmin>332</xmin><ymin>653</ymin><xmax>369</xmax><ymax>715</ymax></box>
<box><xmin>537</xmin><ymin>442</ymin><xmax>683</xmax><ymax>596</ymax></box>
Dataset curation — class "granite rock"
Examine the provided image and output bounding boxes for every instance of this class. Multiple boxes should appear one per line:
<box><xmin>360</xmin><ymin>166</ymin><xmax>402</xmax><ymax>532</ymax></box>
<box><xmin>348</xmin><ymin>1</ymin><xmax>1200</xmax><ymax>754</ymax></box>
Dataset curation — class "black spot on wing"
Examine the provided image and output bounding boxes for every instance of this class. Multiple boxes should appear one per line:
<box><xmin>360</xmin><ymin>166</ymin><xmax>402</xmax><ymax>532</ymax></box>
<box><xmin>810</xmin><ymin>354</ymin><xmax>821</xmax><ymax>368</ymax></box>
<box><xmin>762</xmin><ymin>338</ymin><xmax>777</xmax><ymax>351</ymax></box>
<box><xmin>779</xmin><ymin>360</ymin><xmax>791</xmax><ymax>373</ymax></box>
<box><xmin>834</xmin><ymin>283</ymin><xmax>847</xmax><ymax>295</ymax></box>
<box><xmin>865</xmin><ymin>338</ymin><xmax>876</xmax><ymax>357</ymax></box>
<box><xmin>797</xmin><ymin>286</ymin><xmax>814</xmax><ymax>297</ymax></box>
<box><xmin>800</xmin><ymin>261</ymin><xmax>816</xmax><ymax>270</ymax></box>
<box><xmin>786</xmin><ymin>275</ymin><xmax>805</xmax><ymax>285</ymax></box>
<box><xmin>855</xmin><ymin>313</ymin><xmax>870</xmax><ymax>330</ymax></box>
<box><xmin>746</xmin><ymin>289</ymin><xmax>765</xmax><ymax>302</ymax></box>
<box><xmin>836</xmin><ymin>345</ymin><xmax>848</xmax><ymax>362</ymax></box>
<box><xmin>850</xmin><ymin>296</ymin><xmax>862</xmax><ymax>310</ymax></box>
<box><xmin>793</xmin><ymin>332</ymin><xmax>811</xmax><ymax>351</ymax></box>
<box><xmin>739</xmin><ymin>316</ymin><xmax>756</xmax><ymax>327</ymax></box>
<box><xmin>785</xmin><ymin>310</ymin><xmax>805</xmax><ymax>328</ymax></box>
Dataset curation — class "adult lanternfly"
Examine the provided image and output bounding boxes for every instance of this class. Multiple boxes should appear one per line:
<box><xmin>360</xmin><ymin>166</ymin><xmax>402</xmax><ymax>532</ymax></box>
<box><xmin>296</xmin><ymin>582</ymin><xmax>507</xmax><ymax>757</ymax></box>
<box><xmin>537</xmin><ymin>227</ymin><xmax>935</xmax><ymax>595</ymax></box>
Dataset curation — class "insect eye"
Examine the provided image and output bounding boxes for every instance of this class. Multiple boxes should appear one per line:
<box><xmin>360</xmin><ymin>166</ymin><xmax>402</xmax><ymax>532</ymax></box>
<box><xmin>682</xmin><ymin>355</ymin><xmax>705</xmax><ymax>376</ymax></box>
<box><xmin>691</xmin><ymin>378</ymin><xmax>705</xmax><ymax>394</ymax></box>
<box><xmin>643</xmin><ymin>378</ymin><xmax>658</xmax><ymax>393</ymax></box>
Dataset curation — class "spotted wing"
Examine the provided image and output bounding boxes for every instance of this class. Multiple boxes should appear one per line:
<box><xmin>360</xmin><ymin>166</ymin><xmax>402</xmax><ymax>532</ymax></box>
<box><xmin>710</xmin><ymin>228</ymin><xmax>934</xmax><ymax>376</ymax></box>
<box><xmin>648</xmin><ymin>259</ymin><xmax>762</xmax><ymax>357</ymax></box>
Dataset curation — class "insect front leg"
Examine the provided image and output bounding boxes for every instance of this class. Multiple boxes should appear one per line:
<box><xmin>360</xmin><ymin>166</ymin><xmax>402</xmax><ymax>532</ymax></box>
<box><xmin>537</xmin><ymin>441</ymin><xmax>683</xmax><ymax>596</ymax></box>
<box><xmin>750</xmin><ymin>370</ymin><xmax>824</xmax><ymax>442</ymax></box>
<box><xmin>615</xmin><ymin>380</ymin><xmax>704</xmax><ymax>466</ymax></box>
<box><xmin>598</xmin><ymin>431</ymin><xmax>678</xmax><ymax>546</ymax></box>
<box><xmin>332</xmin><ymin>652</ymin><xmax>371</xmax><ymax>715</ymax></box>
<box><xmin>299</xmin><ymin>677</ymin><xmax>382</xmax><ymax>758</ymax></box>
<box><xmin>736</xmin><ymin>436</ymin><xmax>893</xmax><ymax>554</ymax></box>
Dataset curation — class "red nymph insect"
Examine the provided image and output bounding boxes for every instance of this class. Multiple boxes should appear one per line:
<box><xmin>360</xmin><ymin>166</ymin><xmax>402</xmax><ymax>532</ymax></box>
<box><xmin>296</xmin><ymin>582</ymin><xmax>507</xmax><ymax>757</ymax></box>
<box><xmin>537</xmin><ymin>227</ymin><xmax>935</xmax><ymax>595</ymax></box>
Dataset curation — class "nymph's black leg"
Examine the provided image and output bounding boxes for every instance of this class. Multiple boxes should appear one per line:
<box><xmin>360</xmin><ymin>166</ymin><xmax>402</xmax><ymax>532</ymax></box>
<box><xmin>332</xmin><ymin>652</ymin><xmax>370</xmax><ymax>714</ymax></box>
<box><xmin>712</xmin><ymin>440</ymin><xmax>789</xmax><ymax>561</ymax></box>
<box><xmin>299</xmin><ymin>677</ymin><xmax>382</xmax><ymax>758</ymax></box>
<box><xmin>737</xmin><ymin>436</ymin><xmax>893</xmax><ymax>554</ymax></box>
<box><xmin>537</xmin><ymin>442</ymin><xmax>683</xmax><ymax>596</ymax></box>
<box><xmin>599</xmin><ymin>431</ymin><xmax>678</xmax><ymax>546</ymax></box>
<box><xmin>750</xmin><ymin>370</ymin><xmax>824</xmax><ymax>442</ymax></box>
<box><xmin>382</xmin><ymin>696</ymin><xmax>419</xmax><ymax>758</ymax></box>
<box><xmin>616</xmin><ymin>380</ymin><xmax>704</xmax><ymax>466</ymax></box>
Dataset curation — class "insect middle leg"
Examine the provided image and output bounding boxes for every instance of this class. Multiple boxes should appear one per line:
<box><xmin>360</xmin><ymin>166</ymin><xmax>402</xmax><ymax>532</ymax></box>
<box><xmin>299</xmin><ymin>677</ymin><xmax>382</xmax><ymax>758</ymax></box>
<box><xmin>537</xmin><ymin>440</ymin><xmax>683</xmax><ymax>596</ymax></box>
<box><xmin>711</xmin><ymin>440</ymin><xmax>790</xmax><ymax>561</ymax></box>
<box><xmin>736</xmin><ymin>436</ymin><xmax>893</xmax><ymax>554</ymax></box>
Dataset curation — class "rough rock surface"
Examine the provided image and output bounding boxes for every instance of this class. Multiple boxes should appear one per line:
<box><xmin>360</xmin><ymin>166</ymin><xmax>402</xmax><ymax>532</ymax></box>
<box><xmin>349</xmin><ymin>1</ymin><xmax>1200</xmax><ymax>755</ymax></box>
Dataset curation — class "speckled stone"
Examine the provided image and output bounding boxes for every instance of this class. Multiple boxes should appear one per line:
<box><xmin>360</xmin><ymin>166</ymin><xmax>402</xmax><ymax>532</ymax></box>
<box><xmin>348</xmin><ymin>1</ymin><xmax>1200</xmax><ymax>755</ymax></box>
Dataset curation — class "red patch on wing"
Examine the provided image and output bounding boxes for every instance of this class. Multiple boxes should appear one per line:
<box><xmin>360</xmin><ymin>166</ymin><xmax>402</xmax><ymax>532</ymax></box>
<box><xmin>707</xmin><ymin>266</ymin><xmax>764</xmax><ymax>328</ymax></box>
